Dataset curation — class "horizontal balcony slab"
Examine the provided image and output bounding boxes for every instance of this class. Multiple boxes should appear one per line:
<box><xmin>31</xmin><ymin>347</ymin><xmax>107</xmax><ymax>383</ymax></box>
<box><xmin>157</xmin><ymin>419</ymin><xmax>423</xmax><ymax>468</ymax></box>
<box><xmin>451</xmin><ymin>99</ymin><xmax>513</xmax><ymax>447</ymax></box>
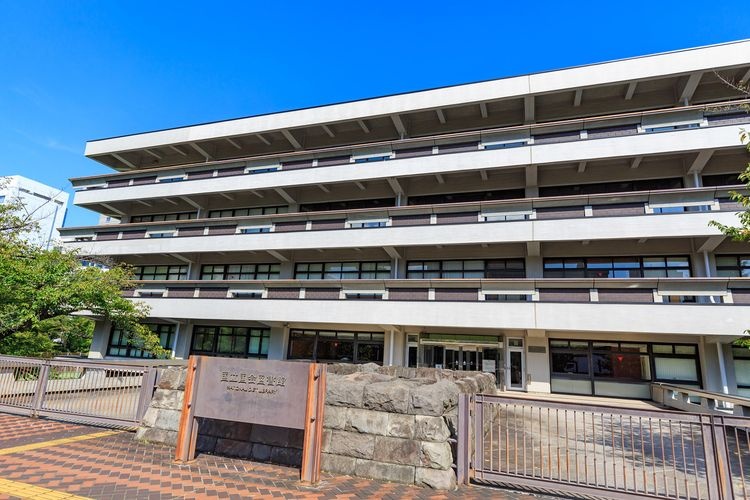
<box><xmin>135</xmin><ymin>297</ymin><xmax>749</xmax><ymax>336</ymax></box>
<box><xmin>73</xmin><ymin>123</ymin><xmax>746</xmax><ymax>206</ymax></box>
<box><xmin>65</xmin><ymin>211</ymin><xmax>738</xmax><ymax>256</ymax></box>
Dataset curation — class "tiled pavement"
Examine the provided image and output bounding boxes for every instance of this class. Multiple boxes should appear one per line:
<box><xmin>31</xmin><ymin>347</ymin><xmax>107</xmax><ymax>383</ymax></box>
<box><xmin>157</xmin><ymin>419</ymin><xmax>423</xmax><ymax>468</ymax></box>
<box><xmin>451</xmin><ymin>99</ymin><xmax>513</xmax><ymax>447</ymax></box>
<box><xmin>0</xmin><ymin>414</ymin><xmax>561</xmax><ymax>500</ymax></box>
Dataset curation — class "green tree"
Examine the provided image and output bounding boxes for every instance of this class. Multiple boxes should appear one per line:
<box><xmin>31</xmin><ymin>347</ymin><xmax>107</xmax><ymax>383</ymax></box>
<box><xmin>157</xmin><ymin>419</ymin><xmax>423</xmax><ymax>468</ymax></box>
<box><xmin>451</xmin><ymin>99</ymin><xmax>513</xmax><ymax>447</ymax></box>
<box><xmin>36</xmin><ymin>316</ymin><xmax>95</xmax><ymax>355</ymax></box>
<box><xmin>0</xmin><ymin>184</ymin><xmax>166</xmax><ymax>358</ymax></box>
<box><xmin>709</xmin><ymin>130</ymin><xmax>750</xmax><ymax>242</ymax></box>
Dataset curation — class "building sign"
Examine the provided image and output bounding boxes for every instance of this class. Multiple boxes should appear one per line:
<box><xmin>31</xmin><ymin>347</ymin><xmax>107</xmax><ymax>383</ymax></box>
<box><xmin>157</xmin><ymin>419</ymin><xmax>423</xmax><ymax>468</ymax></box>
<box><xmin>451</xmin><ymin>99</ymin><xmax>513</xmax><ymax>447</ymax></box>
<box><xmin>175</xmin><ymin>356</ymin><xmax>326</xmax><ymax>483</ymax></box>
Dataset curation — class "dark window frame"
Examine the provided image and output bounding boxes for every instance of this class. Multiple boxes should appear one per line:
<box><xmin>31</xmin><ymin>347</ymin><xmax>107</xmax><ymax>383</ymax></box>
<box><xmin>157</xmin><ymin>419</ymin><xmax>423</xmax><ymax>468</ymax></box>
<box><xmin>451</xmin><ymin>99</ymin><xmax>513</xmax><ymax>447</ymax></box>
<box><xmin>287</xmin><ymin>329</ymin><xmax>385</xmax><ymax>364</ymax></box>
<box><xmin>200</xmin><ymin>263</ymin><xmax>281</xmax><ymax>281</ymax></box>
<box><xmin>135</xmin><ymin>265</ymin><xmax>188</xmax><ymax>281</ymax></box>
<box><xmin>406</xmin><ymin>259</ymin><xmax>525</xmax><ymax>279</ymax></box>
<box><xmin>543</xmin><ymin>256</ymin><xmax>691</xmax><ymax>278</ymax></box>
<box><xmin>716</xmin><ymin>255</ymin><xmax>750</xmax><ymax>278</ymax></box>
<box><xmin>207</xmin><ymin>205</ymin><xmax>287</xmax><ymax>218</ymax></box>
<box><xmin>189</xmin><ymin>325</ymin><xmax>270</xmax><ymax>358</ymax></box>
<box><xmin>294</xmin><ymin>261</ymin><xmax>391</xmax><ymax>280</ymax></box>
<box><xmin>107</xmin><ymin>323</ymin><xmax>175</xmax><ymax>358</ymax></box>
<box><xmin>130</xmin><ymin>212</ymin><xmax>197</xmax><ymax>223</ymax></box>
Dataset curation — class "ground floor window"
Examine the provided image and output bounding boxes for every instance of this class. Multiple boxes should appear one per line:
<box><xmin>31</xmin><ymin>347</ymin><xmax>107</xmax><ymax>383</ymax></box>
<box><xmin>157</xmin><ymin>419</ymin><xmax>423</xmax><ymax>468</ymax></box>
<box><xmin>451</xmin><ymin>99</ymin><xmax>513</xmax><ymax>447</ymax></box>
<box><xmin>107</xmin><ymin>323</ymin><xmax>175</xmax><ymax>358</ymax></box>
<box><xmin>190</xmin><ymin>326</ymin><xmax>269</xmax><ymax>358</ymax></box>
<box><xmin>287</xmin><ymin>329</ymin><xmax>384</xmax><ymax>364</ymax></box>
<box><xmin>733</xmin><ymin>346</ymin><xmax>750</xmax><ymax>397</ymax></box>
<box><xmin>550</xmin><ymin>339</ymin><xmax>700</xmax><ymax>398</ymax></box>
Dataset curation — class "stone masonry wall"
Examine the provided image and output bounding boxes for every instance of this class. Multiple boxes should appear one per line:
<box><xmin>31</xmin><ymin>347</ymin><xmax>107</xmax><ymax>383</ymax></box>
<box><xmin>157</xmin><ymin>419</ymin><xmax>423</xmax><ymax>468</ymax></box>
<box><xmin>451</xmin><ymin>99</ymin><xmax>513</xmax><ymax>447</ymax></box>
<box><xmin>136</xmin><ymin>364</ymin><xmax>495</xmax><ymax>489</ymax></box>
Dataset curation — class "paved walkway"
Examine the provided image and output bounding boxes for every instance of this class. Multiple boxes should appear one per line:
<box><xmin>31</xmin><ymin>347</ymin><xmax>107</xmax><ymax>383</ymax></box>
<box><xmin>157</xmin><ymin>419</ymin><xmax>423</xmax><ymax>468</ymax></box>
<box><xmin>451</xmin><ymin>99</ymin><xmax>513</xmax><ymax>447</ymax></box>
<box><xmin>0</xmin><ymin>414</ymin><xmax>558</xmax><ymax>499</ymax></box>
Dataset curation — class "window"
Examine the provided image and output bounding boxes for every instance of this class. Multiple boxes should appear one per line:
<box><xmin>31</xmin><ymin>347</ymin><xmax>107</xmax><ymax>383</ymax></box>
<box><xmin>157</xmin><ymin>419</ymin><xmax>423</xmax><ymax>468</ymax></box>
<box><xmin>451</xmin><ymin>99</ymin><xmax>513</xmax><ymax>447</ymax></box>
<box><xmin>543</xmin><ymin>256</ymin><xmax>691</xmax><ymax>278</ymax></box>
<box><xmin>300</xmin><ymin>198</ymin><xmax>395</xmax><ymax>213</ymax></box>
<box><xmin>208</xmin><ymin>206</ymin><xmax>287</xmax><ymax>218</ymax></box>
<box><xmin>238</xmin><ymin>226</ymin><xmax>271</xmax><ymax>234</ymax></box>
<box><xmin>407</xmin><ymin>189</ymin><xmax>524</xmax><ymax>206</ymax></box>
<box><xmin>702</xmin><ymin>173</ymin><xmax>744</xmax><ymax>187</ymax></box>
<box><xmin>107</xmin><ymin>324</ymin><xmax>175</xmax><ymax>358</ymax></box>
<box><xmin>716</xmin><ymin>255</ymin><xmax>750</xmax><ymax>277</ymax></box>
<box><xmin>135</xmin><ymin>265</ymin><xmax>188</xmax><ymax>281</ymax></box>
<box><xmin>483</xmin><ymin>141</ymin><xmax>527</xmax><ymax>150</ymax></box>
<box><xmin>190</xmin><ymin>326</ymin><xmax>269</xmax><ymax>358</ymax></box>
<box><xmin>245</xmin><ymin>166</ymin><xmax>281</xmax><ymax>174</ymax></box>
<box><xmin>0</xmin><ymin>195</ymin><xmax>5</xmax><ymax>203</ymax></box>
<box><xmin>295</xmin><ymin>262</ymin><xmax>391</xmax><ymax>280</ymax></box>
<box><xmin>407</xmin><ymin>259</ymin><xmax>525</xmax><ymax>279</ymax></box>
<box><xmin>157</xmin><ymin>176</ymin><xmax>186</xmax><ymax>183</ymax></box>
<box><xmin>287</xmin><ymin>329</ymin><xmax>384</xmax><ymax>364</ymax></box>
<box><xmin>348</xmin><ymin>220</ymin><xmax>388</xmax><ymax>228</ymax></box>
<box><xmin>130</xmin><ymin>212</ymin><xmax>197</xmax><ymax>223</ymax></box>
<box><xmin>146</xmin><ymin>231</ymin><xmax>176</xmax><ymax>238</ymax></box>
<box><xmin>644</xmin><ymin>123</ymin><xmax>700</xmax><ymax>133</ymax></box>
<box><xmin>550</xmin><ymin>340</ymin><xmax>700</xmax><ymax>395</ymax></box>
<box><xmin>539</xmin><ymin>178</ymin><xmax>683</xmax><ymax>197</ymax></box>
<box><xmin>200</xmin><ymin>263</ymin><xmax>280</xmax><ymax>280</ymax></box>
<box><xmin>354</xmin><ymin>155</ymin><xmax>390</xmax><ymax>163</ymax></box>
<box><xmin>344</xmin><ymin>293</ymin><xmax>384</xmax><ymax>300</ymax></box>
<box><xmin>484</xmin><ymin>294</ymin><xmax>528</xmax><ymax>301</ymax></box>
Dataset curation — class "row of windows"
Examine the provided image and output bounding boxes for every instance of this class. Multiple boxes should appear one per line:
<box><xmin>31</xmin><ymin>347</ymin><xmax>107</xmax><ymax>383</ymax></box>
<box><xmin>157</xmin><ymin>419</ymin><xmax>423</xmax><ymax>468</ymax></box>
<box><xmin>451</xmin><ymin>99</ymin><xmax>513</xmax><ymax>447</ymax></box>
<box><xmin>543</xmin><ymin>256</ymin><xmax>691</xmax><ymax>278</ymax></box>
<box><xmin>294</xmin><ymin>262</ymin><xmax>391</xmax><ymax>280</ymax></box>
<box><xmin>201</xmin><ymin>264</ymin><xmax>281</xmax><ymax>280</ymax></box>
<box><xmin>130</xmin><ymin>212</ymin><xmax>197</xmax><ymax>223</ymax></box>
<box><xmin>107</xmin><ymin>324</ymin><xmax>175</xmax><ymax>358</ymax></box>
<box><xmin>190</xmin><ymin>326</ymin><xmax>270</xmax><ymax>358</ymax></box>
<box><xmin>549</xmin><ymin>340</ymin><xmax>700</xmax><ymax>386</ymax></box>
<box><xmin>716</xmin><ymin>255</ymin><xmax>750</xmax><ymax>278</ymax></box>
<box><xmin>208</xmin><ymin>206</ymin><xmax>287</xmax><ymax>218</ymax></box>
<box><xmin>132</xmin><ymin>256</ymin><xmax>749</xmax><ymax>281</ymax></box>
<box><xmin>287</xmin><ymin>329</ymin><xmax>384</xmax><ymax>363</ymax></box>
<box><xmin>406</xmin><ymin>259</ymin><xmax>525</xmax><ymax>279</ymax></box>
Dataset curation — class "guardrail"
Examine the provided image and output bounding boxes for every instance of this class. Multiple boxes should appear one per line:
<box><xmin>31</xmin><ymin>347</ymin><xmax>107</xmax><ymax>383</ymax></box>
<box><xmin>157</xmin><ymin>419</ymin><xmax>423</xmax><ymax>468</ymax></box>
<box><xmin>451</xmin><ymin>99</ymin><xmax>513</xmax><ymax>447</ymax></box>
<box><xmin>58</xmin><ymin>185</ymin><xmax>743</xmax><ymax>241</ymax></box>
<box><xmin>69</xmin><ymin>99</ymin><xmax>750</xmax><ymax>190</ymax></box>
<box><xmin>653</xmin><ymin>383</ymin><xmax>750</xmax><ymax>417</ymax></box>
<box><xmin>0</xmin><ymin>355</ymin><xmax>177</xmax><ymax>428</ymax></box>
<box><xmin>458</xmin><ymin>392</ymin><xmax>750</xmax><ymax>499</ymax></box>
<box><xmin>123</xmin><ymin>277</ymin><xmax>750</xmax><ymax>306</ymax></box>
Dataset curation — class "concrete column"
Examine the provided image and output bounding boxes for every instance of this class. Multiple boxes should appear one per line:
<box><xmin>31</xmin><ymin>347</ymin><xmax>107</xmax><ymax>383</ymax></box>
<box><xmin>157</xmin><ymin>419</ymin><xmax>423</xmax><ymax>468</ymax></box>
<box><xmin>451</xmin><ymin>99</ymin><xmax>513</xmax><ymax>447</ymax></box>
<box><xmin>173</xmin><ymin>321</ymin><xmax>193</xmax><ymax>360</ymax></box>
<box><xmin>525</xmin><ymin>256</ymin><xmax>543</xmax><ymax>278</ymax></box>
<box><xmin>267</xmin><ymin>326</ymin><xmax>286</xmax><ymax>360</ymax></box>
<box><xmin>525</xmin><ymin>330</ymin><xmax>550</xmax><ymax>394</ymax></box>
<box><xmin>88</xmin><ymin>320</ymin><xmax>112</xmax><ymax>359</ymax></box>
<box><xmin>279</xmin><ymin>261</ymin><xmax>295</xmax><ymax>279</ymax></box>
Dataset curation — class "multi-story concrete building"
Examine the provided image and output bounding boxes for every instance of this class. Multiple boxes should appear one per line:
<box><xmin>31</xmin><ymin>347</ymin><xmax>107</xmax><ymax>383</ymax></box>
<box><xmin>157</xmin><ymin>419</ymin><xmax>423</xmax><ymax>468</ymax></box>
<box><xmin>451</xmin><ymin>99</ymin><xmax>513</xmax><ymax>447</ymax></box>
<box><xmin>62</xmin><ymin>40</ymin><xmax>750</xmax><ymax>399</ymax></box>
<box><xmin>2</xmin><ymin>175</ymin><xmax>69</xmax><ymax>249</ymax></box>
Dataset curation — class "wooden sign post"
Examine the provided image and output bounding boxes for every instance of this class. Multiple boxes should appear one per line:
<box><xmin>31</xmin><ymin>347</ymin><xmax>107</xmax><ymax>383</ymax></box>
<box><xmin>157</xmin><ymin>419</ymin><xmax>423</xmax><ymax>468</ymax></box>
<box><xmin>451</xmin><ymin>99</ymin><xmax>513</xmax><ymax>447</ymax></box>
<box><xmin>175</xmin><ymin>356</ymin><xmax>327</xmax><ymax>484</ymax></box>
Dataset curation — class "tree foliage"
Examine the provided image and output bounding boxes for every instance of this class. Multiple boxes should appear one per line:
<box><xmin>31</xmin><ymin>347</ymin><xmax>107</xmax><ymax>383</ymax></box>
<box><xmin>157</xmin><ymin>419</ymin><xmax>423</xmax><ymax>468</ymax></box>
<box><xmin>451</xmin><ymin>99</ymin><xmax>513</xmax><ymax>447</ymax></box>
<box><xmin>0</xmin><ymin>185</ymin><xmax>166</xmax><ymax>358</ymax></box>
<box><xmin>709</xmin><ymin>130</ymin><xmax>750</xmax><ymax>242</ymax></box>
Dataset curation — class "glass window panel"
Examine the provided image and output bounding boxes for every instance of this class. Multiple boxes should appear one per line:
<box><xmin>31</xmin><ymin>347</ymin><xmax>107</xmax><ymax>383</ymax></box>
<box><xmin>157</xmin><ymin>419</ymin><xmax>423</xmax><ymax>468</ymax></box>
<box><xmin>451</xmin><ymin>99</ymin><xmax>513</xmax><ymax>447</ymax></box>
<box><xmin>544</xmin><ymin>260</ymin><xmax>564</xmax><ymax>269</ymax></box>
<box><xmin>564</xmin><ymin>260</ymin><xmax>585</xmax><ymax>269</ymax></box>
<box><xmin>674</xmin><ymin>345</ymin><xmax>696</xmax><ymax>355</ymax></box>
<box><xmin>643</xmin><ymin>257</ymin><xmax>666</xmax><ymax>268</ymax></box>
<box><xmin>735</xmin><ymin>359</ymin><xmax>750</xmax><ymax>386</ymax></box>
<box><xmin>667</xmin><ymin>257</ymin><xmax>690</xmax><ymax>267</ymax></box>
<box><xmin>463</xmin><ymin>260</ymin><xmax>484</xmax><ymax>270</ymax></box>
<box><xmin>654</xmin><ymin>357</ymin><xmax>698</xmax><ymax>382</ymax></box>
<box><xmin>652</xmin><ymin>344</ymin><xmax>674</xmax><ymax>354</ymax></box>
<box><xmin>716</xmin><ymin>256</ymin><xmax>738</xmax><ymax>266</ymax></box>
<box><xmin>643</xmin><ymin>269</ymin><xmax>668</xmax><ymax>278</ymax></box>
<box><xmin>552</xmin><ymin>353</ymin><xmax>590</xmax><ymax>375</ymax></box>
<box><xmin>587</xmin><ymin>258</ymin><xmax>613</xmax><ymax>269</ymax></box>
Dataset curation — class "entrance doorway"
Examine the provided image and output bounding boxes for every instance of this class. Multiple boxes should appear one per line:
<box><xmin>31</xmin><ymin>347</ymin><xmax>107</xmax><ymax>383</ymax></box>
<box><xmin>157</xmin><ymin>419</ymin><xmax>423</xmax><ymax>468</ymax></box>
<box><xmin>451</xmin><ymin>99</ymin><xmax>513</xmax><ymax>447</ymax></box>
<box><xmin>506</xmin><ymin>338</ymin><xmax>525</xmax><ymax>390</ymax></box>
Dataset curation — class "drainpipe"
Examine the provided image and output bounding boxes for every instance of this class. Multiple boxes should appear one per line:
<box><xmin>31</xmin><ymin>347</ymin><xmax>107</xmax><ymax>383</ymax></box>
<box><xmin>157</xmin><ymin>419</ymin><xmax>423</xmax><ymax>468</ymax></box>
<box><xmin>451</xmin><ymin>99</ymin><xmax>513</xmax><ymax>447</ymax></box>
<box><xmin>717</xmin><ymin>342</ymin><xmax>730</xmax><ymax>396</ymax></box>
<box><xmin>703</xmin><ymin>251</ymin><xmax>715</xmax><ymax>304</ymax></box>
<box><xmin>389</xmin><ymin>329</ymin><xmax>395</xmax><ymax>366</ymax></box>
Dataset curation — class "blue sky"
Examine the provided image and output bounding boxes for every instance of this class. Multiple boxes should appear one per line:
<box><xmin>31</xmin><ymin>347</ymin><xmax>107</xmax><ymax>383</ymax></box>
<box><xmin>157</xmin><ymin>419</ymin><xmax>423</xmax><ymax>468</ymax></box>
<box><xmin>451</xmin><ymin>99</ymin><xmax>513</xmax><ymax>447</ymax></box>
<box><xmin>0</xmin><ymin>1</ymin><xmax>747</xmax><ymax>228</ymax></box>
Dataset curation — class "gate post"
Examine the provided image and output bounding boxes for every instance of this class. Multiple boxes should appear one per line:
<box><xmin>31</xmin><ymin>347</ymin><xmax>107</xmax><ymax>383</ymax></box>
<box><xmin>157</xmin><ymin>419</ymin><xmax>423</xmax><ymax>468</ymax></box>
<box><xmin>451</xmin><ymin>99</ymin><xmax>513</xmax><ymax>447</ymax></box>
<box><xmin>31</xmin><ymin>362</ymin><xmax>51</xmax><ymax>417</ymax></box>
<box><xmin>136</xmin><ymin>367</ymin><xmax>159</xmax><ymax>422</ymax></box>
<box><xmin>457</xmin><ymin>393</ymin><xmax>471</xmax><ymax>485</ymax></box>
<box><xmin>710</xmin><ymin>415</ymin><xmax>734</xmax><ymax>500</ymax></box>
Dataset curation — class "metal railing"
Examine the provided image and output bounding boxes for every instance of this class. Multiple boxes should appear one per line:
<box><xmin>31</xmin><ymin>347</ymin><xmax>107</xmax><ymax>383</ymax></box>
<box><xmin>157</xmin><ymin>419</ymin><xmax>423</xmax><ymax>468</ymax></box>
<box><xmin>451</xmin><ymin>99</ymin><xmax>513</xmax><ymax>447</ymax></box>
<box><xmin>0</xmin><ymin>355</ymin><xmax>166</xmax><ymax>428</ymax></box>
<box><xmin>457</xmin><ymin>393</ymin><xmax>750</xmax><ymax>499</ymax></box>
<box><xmin>653</xmin><ymin>383</ymin><xmax>750</xmax><ymax>417</ymax></box>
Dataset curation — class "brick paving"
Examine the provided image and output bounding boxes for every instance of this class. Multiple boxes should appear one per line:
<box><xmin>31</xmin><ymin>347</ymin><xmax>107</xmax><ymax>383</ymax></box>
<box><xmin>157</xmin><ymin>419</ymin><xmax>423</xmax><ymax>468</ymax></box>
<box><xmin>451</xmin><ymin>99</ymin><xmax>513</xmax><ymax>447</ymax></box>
<box><xmin>0</xmin><ymin>414</ymin><xmax>560</xmax><ymax>499</ymax></box>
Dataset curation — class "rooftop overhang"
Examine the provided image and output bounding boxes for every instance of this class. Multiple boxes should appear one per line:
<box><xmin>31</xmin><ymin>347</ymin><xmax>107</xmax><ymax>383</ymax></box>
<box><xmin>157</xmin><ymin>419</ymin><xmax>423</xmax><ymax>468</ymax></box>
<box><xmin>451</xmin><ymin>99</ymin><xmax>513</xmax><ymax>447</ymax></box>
<box><xmin>85</xmin><ymin>40</ymin><xmax>750</xmax><ymax>172</ymax></box>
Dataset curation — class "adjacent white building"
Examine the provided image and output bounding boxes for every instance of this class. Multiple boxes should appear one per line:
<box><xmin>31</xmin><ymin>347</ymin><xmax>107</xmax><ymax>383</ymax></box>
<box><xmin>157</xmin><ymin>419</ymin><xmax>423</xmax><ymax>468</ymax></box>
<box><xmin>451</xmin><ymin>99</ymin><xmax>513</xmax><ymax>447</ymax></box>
<box><xmin>1</xmin><ymin>175</ymin><xmax>69</xmax><ymax>249</ymax></box>
<box><xmin>63</xmin><ymin>40</ymin><xmax>750</xmax><ymax>399</ymax></box>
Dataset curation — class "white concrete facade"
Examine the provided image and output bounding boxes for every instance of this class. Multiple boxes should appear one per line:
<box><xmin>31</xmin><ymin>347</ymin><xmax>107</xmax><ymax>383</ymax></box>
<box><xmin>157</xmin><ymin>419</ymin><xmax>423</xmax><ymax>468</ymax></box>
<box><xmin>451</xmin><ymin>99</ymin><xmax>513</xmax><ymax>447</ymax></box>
<box><xmin>65</xmin><ymin>40</ymin><xmax>750</xmax><ymax>400</ymax></box>
<box><xmin>1</xmin><ymin>175</ymin><xmax>69</xmax><ymax>249</ymax></box>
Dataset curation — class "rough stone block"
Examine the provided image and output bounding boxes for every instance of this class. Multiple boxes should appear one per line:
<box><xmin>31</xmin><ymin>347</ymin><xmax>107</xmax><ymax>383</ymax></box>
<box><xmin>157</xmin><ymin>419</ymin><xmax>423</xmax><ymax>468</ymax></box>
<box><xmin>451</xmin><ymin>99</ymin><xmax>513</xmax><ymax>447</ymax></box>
<box><xmin>249</xmin><ymin>424</ymin><xmax>303</xmax><ymax>448</ymax></box>
<box><xmin>347</xmin><ymin>408</ymin><xmax>389</xmax><ymax>435</ymax></box>
<box><xmin>322</xmin><ymin>429</ymin><xmax>332</xmax><ymax>453</ymax></box>
<box><xmin>322</xmin><ymin>453</ymin><xmax>357</xmax><ymax>475</ymax></box>
<box><xmin>363</xmin><ymin>380</ymin><xmax>411</xmax><ymax>414</ymax></box>
<box><xmin>135</xmin><ymin>427</ymin><xmax>177</xmax><ymax>446</ymax></box>
<box><xmin>150</xmin><ymin>388</ymin><xmax>184</xmax><ymax>410</ymax></box>
<box><xmin>140</xmin><ymin>407</ymin><xmax>158</xmax><ymax>428</ymax></box>
<box><xmin>420</xmin><ymin>441</ymin><xmax>453</xmax><ymax>470</ymax></box>
<box><xmin>354</xmin><ymin>459</ymin><xmax>415</xmax><ymax>484</ymax></box>
<box><xmin>323</xmin><ymin>405</ymin><xmax>347</xmax><ymax>430</ymax></box>
<box><xmin>372</xmin><ymin>436</ymin><xmax>420</xmax><ymax>465</ymax></box>
<box><xmin>270</xmin><ymin>446</ymin><xmax>302</xmax><ymax>466</ymax></box>
<box><xmin>157</xmin><ymin>367</ymin><xmax>187</xmax><ymax>391</ymax></box>
<box><xmin>215</xmin><ymin>438</ymin><xmax>253</xmax><ymax>458</ymax></box>
<box><xmin>326</xmin><ymin>376</ymin><xmax>367</xmax><ymax>408</ymax></box>
<box><xmin>252</xmin><ymin>443</ymin><xmax>272</xmax><ymax>462</ymax></box>
<box><xmin>153</xmin><ymin>408</ymin><xmax>181</xmax><ymax>432</ymax></box>
<box><xmin>409</xmin><ymin>380</ymin><xmax>459</xmax><ymax>416</ymax></box>
<box><xmin>386</xmin><ymin>413</ymin><xmax>415</xmax><ymax>439</ymax></box>
<box><xmin>414</xmin><ymin>415</ymin><xmax>450</xmax><ymax>442</ymax></box>
<box><xmin>415</xmin><ymin>466</ymin><xmax>456</xmax><ymax>490</ymax></box>
<box><xmin>327</xmin><ymin>431</ymin><xmax>375</xmax><ymax>459</ymax></box>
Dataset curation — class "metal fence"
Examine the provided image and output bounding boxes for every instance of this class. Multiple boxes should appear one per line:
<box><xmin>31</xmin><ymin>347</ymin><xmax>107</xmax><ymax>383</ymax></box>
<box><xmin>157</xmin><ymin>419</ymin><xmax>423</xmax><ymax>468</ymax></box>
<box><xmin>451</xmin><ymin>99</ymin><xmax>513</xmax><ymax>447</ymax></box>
<box><xmin>0</xmin><ymin>355</ymin><xmax>165</xmax><ymax>428</ymax></box>
<box><xmin>457</xmin><ymin>393</ymin><xmax>750</xmax><ymax>500</ymax></box>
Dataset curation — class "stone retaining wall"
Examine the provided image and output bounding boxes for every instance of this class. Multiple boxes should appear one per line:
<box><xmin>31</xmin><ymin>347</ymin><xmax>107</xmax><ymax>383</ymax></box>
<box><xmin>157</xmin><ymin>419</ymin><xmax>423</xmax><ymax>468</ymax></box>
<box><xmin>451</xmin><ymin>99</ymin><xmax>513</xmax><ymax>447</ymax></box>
<box><xmin>136</xmin><ymin>363</ymin><xmax>494</xmax><ymax>489</ymax></box>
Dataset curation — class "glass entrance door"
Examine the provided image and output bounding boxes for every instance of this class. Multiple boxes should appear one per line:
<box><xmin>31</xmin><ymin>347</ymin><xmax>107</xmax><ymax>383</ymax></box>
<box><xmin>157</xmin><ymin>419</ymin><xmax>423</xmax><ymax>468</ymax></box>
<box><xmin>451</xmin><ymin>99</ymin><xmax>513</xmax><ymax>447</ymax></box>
<box><xmin>506</xmin><ymin>338</ymin><xmax>525</xmax><ymax>390</ymax></box>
